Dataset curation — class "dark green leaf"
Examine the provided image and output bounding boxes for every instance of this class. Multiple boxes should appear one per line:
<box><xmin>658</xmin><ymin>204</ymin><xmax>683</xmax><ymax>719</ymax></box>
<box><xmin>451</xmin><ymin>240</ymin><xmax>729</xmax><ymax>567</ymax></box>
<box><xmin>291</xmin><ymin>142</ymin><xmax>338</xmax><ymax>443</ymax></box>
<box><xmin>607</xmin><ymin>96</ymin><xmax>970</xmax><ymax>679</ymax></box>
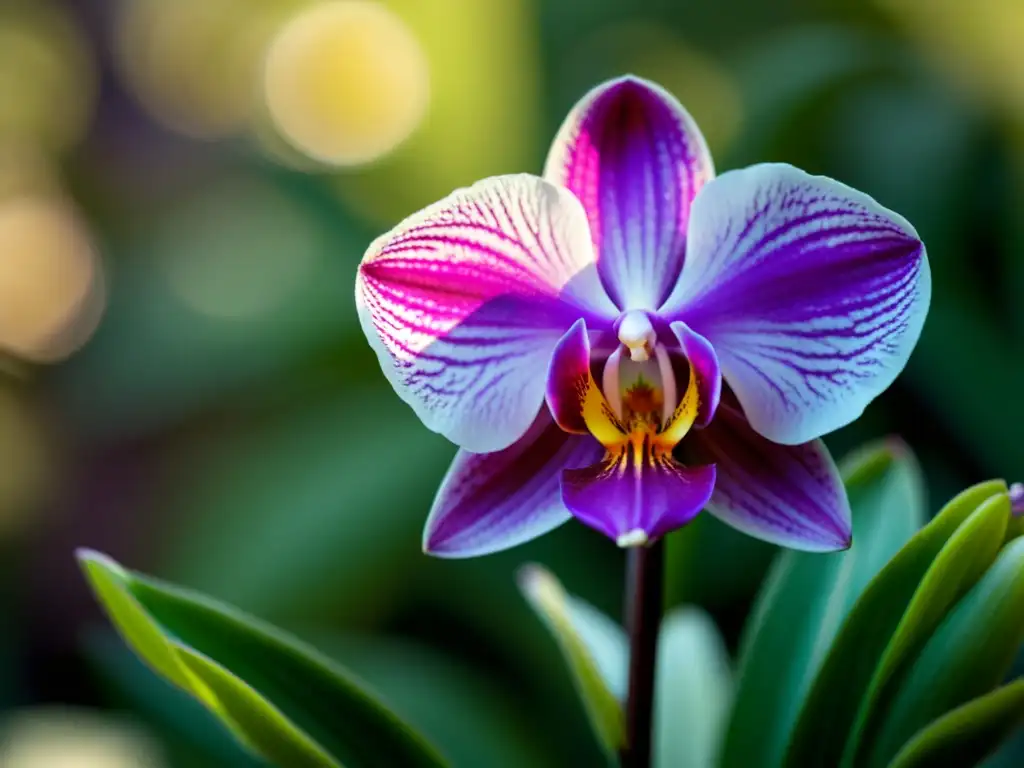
<box><xmin>785</xmin><ymin>480</ymin><xmax>1007</xmax><ymax>767</ymax></box>
<box><xmin>719</xmin><ymin>441</ymin><xmax>925</xmax><ymax>768</ymax></box>
<box><xmin>865</xmin><ymin>536</ymin><xmax>1024</xmax><ymax>767</ymax></box>
<box><xmin>78</xmin><ymin>549</ymin><xmax>448</xmax><ymax>768</ymax></box>
<box><xmin>842</xmin><ymin>487</ymin><xmax>1011</xmax><ymax>766</ymax></box>
<box><xmin>887</xmin><ymin>680</ymin><xmax>1024</xmax><ymax>768</ymax></box>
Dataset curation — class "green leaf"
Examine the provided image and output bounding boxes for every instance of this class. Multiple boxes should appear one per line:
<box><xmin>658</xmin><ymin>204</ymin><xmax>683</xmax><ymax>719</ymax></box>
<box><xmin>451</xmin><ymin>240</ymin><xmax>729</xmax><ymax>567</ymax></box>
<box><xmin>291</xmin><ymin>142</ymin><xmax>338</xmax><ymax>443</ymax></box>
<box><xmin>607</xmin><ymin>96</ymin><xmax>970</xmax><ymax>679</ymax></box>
<box><xmin>887</xmin><ymin>680</ymin><xmax>1024</xmax><ymax>768</ymax></box>
<box><xmin>517</xmin><ymin>564</ymin><xmax>626</xmax><ymax>756</ymax></box>
<box><xmin>654</xmin><ymin>608</ymin><xmax>732</xmax><ymax>768</ymax></box>
<box><xmin>865</xmin><ymin>536</ymin><xmax>1024</xmax><ymax>767</ymax></box>
<box><xmin>719</xmin><ymin>440</ymin><xmax>925</xmax><ymax>768</ymax></box>
<box><xmin>842</xmin><ymin>488</ymin><xmax>1011</xmax><ymax>766</ymax></box>
<box><xmin>785</xmin><ymin>480</ymin><xmax>1007</xmax><ymax>767</ymax></box>
<box><xmin>77</xmin><ymin>549</ymin><xmax>448</xmax><ymax>768</ymax></box>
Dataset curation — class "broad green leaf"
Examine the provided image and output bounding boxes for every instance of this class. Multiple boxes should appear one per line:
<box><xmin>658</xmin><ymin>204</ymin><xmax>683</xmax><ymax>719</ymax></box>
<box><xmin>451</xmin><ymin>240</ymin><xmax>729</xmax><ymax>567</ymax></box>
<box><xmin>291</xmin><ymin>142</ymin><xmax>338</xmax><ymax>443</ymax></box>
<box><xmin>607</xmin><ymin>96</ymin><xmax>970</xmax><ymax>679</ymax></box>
<box><xmin>844</xmin><ymin>489</ymin><xmax>1011</xmax><ymax>766</ymax></box>
<box><xmin>785</xmin><ymin>480</ymin><xmax>1007</xmax><ymax>767</ymax></box>
<box><xmin>517</xmin><ymin>564</ymin><xmax>625</xmax><ymax>756</ymax></box>
<box><xmin>85</xmin><ymin>631</ymin><xmax>265</xmax><ymax>767</ymax></box>
<box><xmin>654</xmin><ymin>608</ymin><xmax>732</xmax><ymax>768</ymax></box>
<box><xmin>887</xmin><ymin>680</ymin><xmax>1024</xmax><ymax>768</ymax></box>
<box><xmin>866</xmin><ymin>537</ymin><xmax>1024</xmax><ymax>767</ymax></box>
<box><xmin>78</xmin><ymin>549</ymin><xmax>448</xmax><ymax>768</ymax></box>
<box><xmin>719</xmin><ymin>441</ymin><xmax>925</xmax><ymax>768</ymax></box>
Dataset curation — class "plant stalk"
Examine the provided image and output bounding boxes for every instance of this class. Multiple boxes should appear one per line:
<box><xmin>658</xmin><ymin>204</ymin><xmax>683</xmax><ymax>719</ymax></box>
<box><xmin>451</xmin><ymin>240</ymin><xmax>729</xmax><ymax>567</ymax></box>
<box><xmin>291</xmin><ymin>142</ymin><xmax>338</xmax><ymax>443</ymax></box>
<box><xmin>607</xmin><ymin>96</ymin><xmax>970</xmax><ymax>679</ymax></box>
<box><xmin>620</xmin><ymin>537</ymin><xmax>665</xmax><ymax>768</ymax></box>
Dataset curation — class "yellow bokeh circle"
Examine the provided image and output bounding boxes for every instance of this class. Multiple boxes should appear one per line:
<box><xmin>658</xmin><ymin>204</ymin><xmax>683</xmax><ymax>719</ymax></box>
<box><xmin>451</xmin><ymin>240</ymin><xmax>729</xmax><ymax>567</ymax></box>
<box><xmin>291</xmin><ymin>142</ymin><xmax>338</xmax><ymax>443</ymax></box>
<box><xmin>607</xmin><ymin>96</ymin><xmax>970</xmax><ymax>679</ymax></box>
<box><xmin>263</xmin><ymin>0</ymin><xmax>430</xmax><ymax>166</ymax></box>
<box><xmin>0</xmin><ymin>195</ymin><xmax>104</xmax><ymax>363</ymax></box>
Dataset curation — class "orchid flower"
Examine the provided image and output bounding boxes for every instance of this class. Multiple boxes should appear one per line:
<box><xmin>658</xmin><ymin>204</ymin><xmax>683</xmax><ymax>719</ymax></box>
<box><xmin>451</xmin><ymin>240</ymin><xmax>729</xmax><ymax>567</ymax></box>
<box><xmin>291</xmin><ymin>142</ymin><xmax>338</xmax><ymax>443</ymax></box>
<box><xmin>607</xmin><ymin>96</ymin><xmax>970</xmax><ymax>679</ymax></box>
<box><xmin>356</xmin><ymin>76</ymin><xmax>930</xmax><ymax>556</ymax></box>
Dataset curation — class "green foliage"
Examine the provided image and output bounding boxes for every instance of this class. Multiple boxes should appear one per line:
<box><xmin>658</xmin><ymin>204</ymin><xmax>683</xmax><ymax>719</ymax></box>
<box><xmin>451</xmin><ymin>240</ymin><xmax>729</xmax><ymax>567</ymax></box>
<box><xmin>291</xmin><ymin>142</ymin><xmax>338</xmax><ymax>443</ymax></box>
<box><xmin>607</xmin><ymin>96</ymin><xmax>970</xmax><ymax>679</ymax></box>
<box><xmin>77</xmin><ymin>442</ymin><xmax>1024</xmax><ymax>768</ymax></box>
<box><xmin>518</xmin><ymin>445</ymin><xmax>1024</xmax><ymax>768</ymax></box>
<box><xmin>516</xmin><ymin>564</ymin><xmax>626</xmax><ymax>757</ymax></box>
<box><xmin>721</xmin><ymin>440</ymin><xmax>925</xmax><ymax>768</ymax></box>
<box><xmin>77</xmin><ymin>550</ymin><xmax>448</xmax><ymax>768</ymax></box>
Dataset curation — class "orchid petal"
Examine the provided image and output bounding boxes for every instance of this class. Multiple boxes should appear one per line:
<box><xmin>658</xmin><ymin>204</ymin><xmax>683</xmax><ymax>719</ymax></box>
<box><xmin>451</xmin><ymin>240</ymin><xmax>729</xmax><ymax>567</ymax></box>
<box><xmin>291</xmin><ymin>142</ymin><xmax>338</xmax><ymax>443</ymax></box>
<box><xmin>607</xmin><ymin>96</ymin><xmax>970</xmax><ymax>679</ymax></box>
<box><xmin>544</xmin><ymin>76</ymin><xmax>714</xmax><ymax>311</ymax></box>
<box><xmin>663</xmin><ymin>163</ymin><xmax>930</xmax><ymax>445</ymax></box>
<box><xmin>687</xmin><ymin>397</ymin><xmax>851</xmax><ymax>551</ymax></box>
<box><xmin>546</xmin><ymin>319</ymin><xmax>626</xmax><ymax>446</ymax></box>
<box><xmin>670</xmin><ymin>321</ymin><xmax>721</xmax><ymax>429</ymax></box>
<box><xmin>424</xmin><ymin>412</ymin><xmax>603</xmax><ymax>558</ymax></box>
<box><xmin>357</xmin><ymin>174</ymin><xmax>617</xmax><ymax>453</ymax></box>
<box><xmin>561</xmin><ymin>452</ymin><xmax>715</xmax><ymax>545</ymax></box>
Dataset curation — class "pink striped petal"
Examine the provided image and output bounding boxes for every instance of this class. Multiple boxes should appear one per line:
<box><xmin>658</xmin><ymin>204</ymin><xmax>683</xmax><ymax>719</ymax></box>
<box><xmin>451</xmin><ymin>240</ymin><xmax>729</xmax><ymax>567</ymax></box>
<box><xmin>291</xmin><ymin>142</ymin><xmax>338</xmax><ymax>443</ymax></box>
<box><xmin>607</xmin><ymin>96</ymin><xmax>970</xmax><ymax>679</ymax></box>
<box><xmin>358</xmin><ymin>174</ymin><xmax>617</xmax><ymax>453</ymax></box>
<box><xmin>663</xmin><ymin>163</ymin><xmax>930</xmax><ymax>445</ymax></box>
<box><xmin>544</xmin><ymin>76</ymin><xmax>714</xmax><ymax>311</ymax></box>
<box><xmin>687</xmin><ymin>397</ymin><xmax>851</xmax><ymax>551</ymax></box>
<box><xmin>424</xmin><ymin>412</ymin><xmax>603</xmax><ymax>558</ymax></box>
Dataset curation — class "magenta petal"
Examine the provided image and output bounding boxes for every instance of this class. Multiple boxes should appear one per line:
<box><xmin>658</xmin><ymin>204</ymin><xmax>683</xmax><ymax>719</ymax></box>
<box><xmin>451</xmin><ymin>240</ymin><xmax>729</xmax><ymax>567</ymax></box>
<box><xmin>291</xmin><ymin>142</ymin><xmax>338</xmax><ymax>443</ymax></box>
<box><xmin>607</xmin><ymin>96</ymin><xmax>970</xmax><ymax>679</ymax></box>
<box><xmin>561</xmin><ymin>454</ymin><xmax>715</xmax><ymax>545</ymax></box>
<box><xmin>663</xmin><ymin>163</ymin><xmax>930</xmax><ymax>446</ymax></box>
<box><xmin>424</xmin><ymin>412</ymin><xmax>603</xmax><ymax>558</ymax></box>
<box><xmin>688</xmin><ymin>399</ymin><xmax>851</xmax><ymax>551</ymax></box>
<box><xmin>358</xmin><ymin>174</ymin><xmax>617</xmax><ymax>453</ymax></box>
<box><xmin>671</xmin><ymin>321</ymin><xmax>721</xmax><ymax>428</ymax></box>
<box><xmin>544</xmin><ymin>76</ymin><xmax>714</xmax><ymax>311</ymax></box>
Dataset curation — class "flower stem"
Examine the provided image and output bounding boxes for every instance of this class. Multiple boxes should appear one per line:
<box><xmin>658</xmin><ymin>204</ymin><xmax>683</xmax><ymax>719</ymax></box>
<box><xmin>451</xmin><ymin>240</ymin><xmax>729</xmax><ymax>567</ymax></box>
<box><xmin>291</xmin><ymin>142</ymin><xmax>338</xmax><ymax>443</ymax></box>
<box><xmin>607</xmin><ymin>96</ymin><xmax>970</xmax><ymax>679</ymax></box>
<box><xmin>620</xmin><ymin>537</ymin><xmax>665</xmax><ymax>768</ymax></box>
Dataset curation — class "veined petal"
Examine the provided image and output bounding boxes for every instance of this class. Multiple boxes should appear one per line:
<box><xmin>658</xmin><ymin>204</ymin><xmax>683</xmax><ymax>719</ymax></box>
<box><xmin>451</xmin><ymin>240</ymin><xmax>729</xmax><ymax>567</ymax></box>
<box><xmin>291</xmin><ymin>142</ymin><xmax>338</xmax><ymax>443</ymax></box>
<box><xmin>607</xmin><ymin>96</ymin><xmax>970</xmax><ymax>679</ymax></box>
<box><xmin>686</xmin><ymin>397</ymin><xmax>851</xmax><ymax>551</ymax></box>
<box><xmin>357</xmin><ymin>174</ymin><xmax>617</xmax><ymax>453</ymax></box>
<box><xmin>562</xmin><ymin>449</ymin><xmax>715</xmax><ymax>545</ymax></box>
<box><xmin>662</xmin><ymin>163</ymin><xmax>930</xmax><ymax>445</ymax></box>
<box><xmin>546</xmin><ymin>319</ymin><xmax>627</xmax><ymax>447</ymax></box>
<box><xmin>424</xmin><ymin>412</ymin><xmax>603</xmax><ymax>558</ymax></box>
<box><xmin>670</xmin><ymin>321</ymin><xmax>721</xmax><ymax>429</ymax></box>
<box><xmin>544</xmin><ymin>76</ymin><xmax>714</xmax><ymax>311</ymax></box>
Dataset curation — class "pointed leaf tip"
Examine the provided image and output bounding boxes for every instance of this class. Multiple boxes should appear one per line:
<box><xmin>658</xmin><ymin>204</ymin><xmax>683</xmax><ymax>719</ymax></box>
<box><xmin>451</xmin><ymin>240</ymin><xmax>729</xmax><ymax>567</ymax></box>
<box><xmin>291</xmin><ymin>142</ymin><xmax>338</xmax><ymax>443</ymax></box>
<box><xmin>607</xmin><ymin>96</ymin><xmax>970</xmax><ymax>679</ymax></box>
<box><xmin>78</xmin><ymin>549</ymin><xmax>449</xmax><ymax>768</ymax></box>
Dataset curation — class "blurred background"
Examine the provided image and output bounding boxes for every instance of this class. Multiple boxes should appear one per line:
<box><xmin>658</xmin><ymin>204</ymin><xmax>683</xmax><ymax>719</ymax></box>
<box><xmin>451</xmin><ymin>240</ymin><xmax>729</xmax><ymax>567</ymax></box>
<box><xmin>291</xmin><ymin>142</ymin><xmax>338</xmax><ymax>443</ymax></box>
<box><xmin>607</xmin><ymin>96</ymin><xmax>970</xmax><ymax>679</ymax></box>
<box><xmin>0</xmin><ymin>0</ymin><xmax>1023</xmax><ymax>764</ymax></box>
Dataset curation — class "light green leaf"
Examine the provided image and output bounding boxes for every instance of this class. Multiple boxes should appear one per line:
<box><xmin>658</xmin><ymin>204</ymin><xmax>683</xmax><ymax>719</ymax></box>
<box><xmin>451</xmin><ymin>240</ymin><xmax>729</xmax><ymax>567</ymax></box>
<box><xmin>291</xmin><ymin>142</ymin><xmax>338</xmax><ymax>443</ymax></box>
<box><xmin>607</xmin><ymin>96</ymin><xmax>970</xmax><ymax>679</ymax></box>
<box><xmin>719</xmin><ymin>440</ymin><xmax>925</xmax><ymax>768</ymax></box>
<box><xmin>785</xmin><ymin>480</ymin><xmax>1007</xmax><ymax>767</ymax></box>
<box><xmin>844</xmin><ymin>489</ymin><xmax>1011</xmax><ymax>766</ymax></box>
<box><xmin>654</xmin><ymin>608</ymin><xmax>732</xmax><ymax>768</ymax></box>
<box><xmin>517</xmin><ymin>564</ymin><xmax>626</xmax><ymax>756</ymax></box>
<box><xmin>887</xmin><ymin>680</ymin><xmax>1024</xmax><ymax>768</ymax></box>
<box><xmin>866</xmin><ymin>536</ymin><xmax>1024</xmax><ymax>767</ymax></box>
<box><xmin>78</xmin><ymin>549</ymin><xmax>448</xmax><ymax>768</ymax></box>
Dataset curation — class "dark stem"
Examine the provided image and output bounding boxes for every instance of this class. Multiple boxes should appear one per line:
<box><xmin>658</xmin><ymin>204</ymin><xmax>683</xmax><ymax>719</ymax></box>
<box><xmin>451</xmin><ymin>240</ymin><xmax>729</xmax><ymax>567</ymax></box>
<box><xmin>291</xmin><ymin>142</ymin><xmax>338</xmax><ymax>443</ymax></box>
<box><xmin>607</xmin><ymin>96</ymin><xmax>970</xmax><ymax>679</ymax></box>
<box><xmin>620</xmin><ymin>537</ymin><xmax>665</xmax><ymax>768</ymax></box>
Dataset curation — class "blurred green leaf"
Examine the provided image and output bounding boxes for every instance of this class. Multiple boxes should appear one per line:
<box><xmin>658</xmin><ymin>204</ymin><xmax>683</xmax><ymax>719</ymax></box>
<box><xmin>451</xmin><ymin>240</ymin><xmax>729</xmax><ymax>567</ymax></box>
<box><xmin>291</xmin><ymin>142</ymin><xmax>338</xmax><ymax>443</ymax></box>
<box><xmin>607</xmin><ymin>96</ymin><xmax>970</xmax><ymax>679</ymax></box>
<box><xmin>325</xmin><ymin>636</ymin><xmax>556</xmax><ymax>768</ymax></box>
<box><xmin>517</xmin><ymin>563</ymin><xmax>625</xmax><ymax>757</ymax></box>
<box><xmin>786</xmin><ymin>480</ymin><xmax>1007</xmax><ymax>767</ymax></box>
<box><xmin>78</xmin><ymin>549</ymin><xmax>448</xmax><ymax>768</ymax></box>
<box><xmin>85</xmin><ymin>630</ymin><xmax>266</xmax><ymax>767</ymax></box>
<box><xmin>162</xmin><ymin>389</ymin><xmax>453</xmax><ymax>623</ymax></box>
<box><xmin>887</xmin><ymin>680</ymin><xmax>1024</xmax><ymax>768</ymax></box>
<box><xmin>654</xmin><ymin>608</ymin><xmax>732</xmax><ymax>768</ymax></box>
<box><xmin>719</xmin><ymin>440</ymin><xmax>925</xmax><ymax>768</ymax></box>
<box><xmin>866</xmin><ymin>537</ymin><xmax>1024</xmax><ymax>767</ymax></box>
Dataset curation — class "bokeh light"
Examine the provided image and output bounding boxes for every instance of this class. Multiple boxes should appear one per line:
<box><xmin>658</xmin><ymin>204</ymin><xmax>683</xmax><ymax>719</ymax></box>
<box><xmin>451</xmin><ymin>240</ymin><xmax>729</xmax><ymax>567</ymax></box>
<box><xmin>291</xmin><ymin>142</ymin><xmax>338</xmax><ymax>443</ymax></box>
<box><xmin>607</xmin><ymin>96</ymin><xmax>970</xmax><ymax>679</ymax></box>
<box><xmin>0</xmin><ymin>194</ymin><xmax>104</xmax><ymax>363</ymax></box>
<box><xmin>0</xmin><ymin>2</ymin><xmax>95</xmax><ymax>153</ymax></box>
<box><xmin>264</xmin><ymin>1</ymin><xmax>430</xmax><ymax>166</ymax></box>
<box><xmin>154</xmin><ymin>178</ymin><xmax>321</xmax><ymax>319</ymax></box>
<box><xmin>879</xmin><ymin>0</ymin><xmax>1024</xmax><ymax>121</ymax></box>
<box><xmin>113</xmin><ymin>0</ymin><xmax>302</xmax><ymax>138</ymax></box>
<box><xmin>0</xmin><ymin>708</ymin><xmax>166</xmax><ymax>768</ymax></box>
<box><xmin>0</xmin><ymin>386</ymin><xmax>48</xmax><ymax>541</ymax></box>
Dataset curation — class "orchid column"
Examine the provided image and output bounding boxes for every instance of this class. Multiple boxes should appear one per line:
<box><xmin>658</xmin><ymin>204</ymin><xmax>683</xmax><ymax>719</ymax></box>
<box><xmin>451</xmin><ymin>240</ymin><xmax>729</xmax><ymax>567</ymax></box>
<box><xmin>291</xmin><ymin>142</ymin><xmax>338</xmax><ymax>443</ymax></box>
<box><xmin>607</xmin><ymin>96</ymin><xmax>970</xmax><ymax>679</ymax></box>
<box><xmin>356</xmin><ymin>76</ymin><xmax>930</xmax><ymax>767</ymax></box>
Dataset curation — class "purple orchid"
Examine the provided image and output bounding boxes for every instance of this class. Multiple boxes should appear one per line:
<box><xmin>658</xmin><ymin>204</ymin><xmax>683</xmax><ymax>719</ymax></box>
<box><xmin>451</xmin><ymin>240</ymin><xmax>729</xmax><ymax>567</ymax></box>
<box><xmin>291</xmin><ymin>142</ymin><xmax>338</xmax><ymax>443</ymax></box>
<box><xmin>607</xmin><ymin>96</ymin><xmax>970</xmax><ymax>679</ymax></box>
<box><xmin>356</xmin><ymin>76</ymin><xmax>930</xmax><ymax>556</ymax></box>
